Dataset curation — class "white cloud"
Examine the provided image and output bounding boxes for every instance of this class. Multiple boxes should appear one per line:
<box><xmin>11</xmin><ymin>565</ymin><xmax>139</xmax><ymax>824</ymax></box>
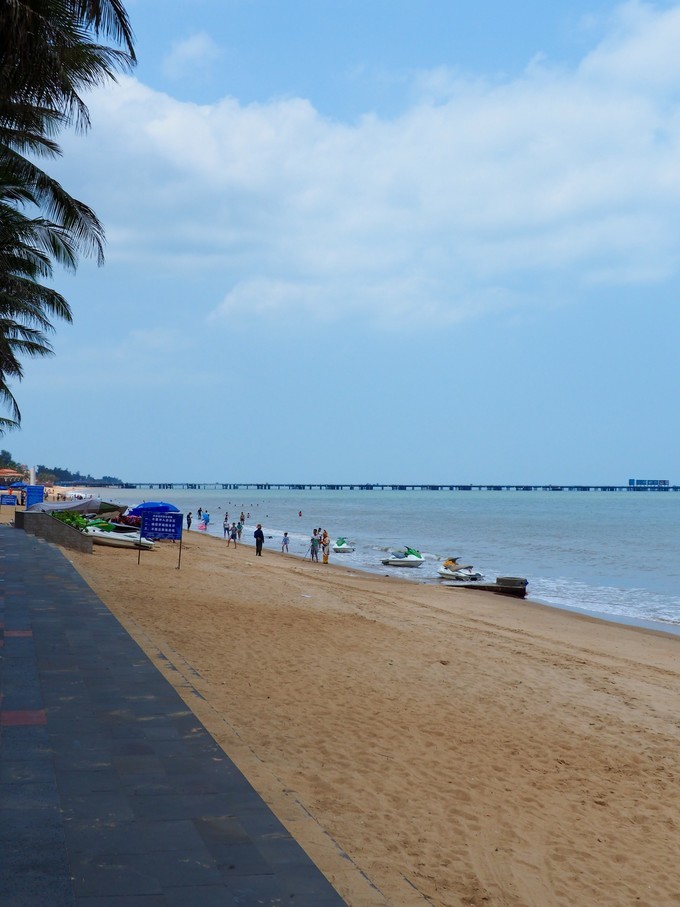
<box><xmin>579</xmin><ymin>1</ymin><xmax>680</xmax><ymax>90</ymax></box>
<box><xmin>161</xmin><ymin>32</ymin><xmax>222</xmax><ymax>81</ymax></box>
<box><xmin>57</xmin><ymin>2</ymin><xmax>680</xmax><ymax>328</ymax></box>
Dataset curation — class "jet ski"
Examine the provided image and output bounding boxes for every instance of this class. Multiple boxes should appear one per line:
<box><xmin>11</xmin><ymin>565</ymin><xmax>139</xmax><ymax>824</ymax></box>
<box><xmin>381</xmin><ymin>546</ymin><xmax>425</xmax><ymax>567</ymax></box>
<box><xmin>332</xmin><ymin>537</ymin><xmax>355</xmax><ymax>553</ymax></box>
<box><xmin>437</xmin><ymin>557</ymin><xmax>484</xmax><ymax>581</ymax></box>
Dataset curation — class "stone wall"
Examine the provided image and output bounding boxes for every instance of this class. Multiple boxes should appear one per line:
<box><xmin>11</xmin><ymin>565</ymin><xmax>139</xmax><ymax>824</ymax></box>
<box><xmin>15</xmin><ymin>511</ymin><xmax>93</xmax><ymax>553</ymax></box>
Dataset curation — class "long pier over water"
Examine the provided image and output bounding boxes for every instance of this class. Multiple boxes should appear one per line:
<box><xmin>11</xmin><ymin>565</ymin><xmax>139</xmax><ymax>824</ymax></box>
<box><xmin>110</xmin><ymin>482</ymin><xmax>680</xmax><ymax>492</ymax></box>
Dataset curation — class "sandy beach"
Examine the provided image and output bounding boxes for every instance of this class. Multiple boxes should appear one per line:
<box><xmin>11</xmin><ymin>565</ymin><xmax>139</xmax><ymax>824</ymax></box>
<box><xmin>51</xmin><ymin>526</ymin><xmax>680</xmax><ymax>907</ymax></box>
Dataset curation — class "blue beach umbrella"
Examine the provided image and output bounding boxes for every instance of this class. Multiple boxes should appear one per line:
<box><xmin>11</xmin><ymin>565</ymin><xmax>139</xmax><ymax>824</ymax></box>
<box><xmin>127</xmin><ymin>501</ymin><xmax>180</xmax><ymax>516</ymax></box>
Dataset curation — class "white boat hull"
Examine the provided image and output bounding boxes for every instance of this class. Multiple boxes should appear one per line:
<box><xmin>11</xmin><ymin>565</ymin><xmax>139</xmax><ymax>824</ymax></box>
<box><xmin>333</xmin><ymin>544</ymin><xmax>355</xmax><ymax>553</ymax></box>
<box><xmin>437</xmin><ymin>565</ymin><xmax>483</xmax><ymax>581</ymax></box>
<box><xmin>87</xmin><ymin>528</ymin><xmax>155</xmax><ymax>549</ymax></box>
<box><xmin>381</xmin><ymin>556</ymin><xmax>424</xmax><ymax>567</ymax></box>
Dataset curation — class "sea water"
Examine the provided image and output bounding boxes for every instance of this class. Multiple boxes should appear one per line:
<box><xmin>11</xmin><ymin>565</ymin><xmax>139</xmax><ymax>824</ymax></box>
<box><xmin>80</xmin><ymin>487</ymin><xmax>680</xmax><ymax>630</ymax></box>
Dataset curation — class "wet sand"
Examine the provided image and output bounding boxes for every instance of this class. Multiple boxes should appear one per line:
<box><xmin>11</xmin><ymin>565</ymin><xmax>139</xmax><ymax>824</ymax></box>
<box><xmin>59</xmin><ymin>528</ymin><xmax>680</xmax><ymax>906</ymax></box>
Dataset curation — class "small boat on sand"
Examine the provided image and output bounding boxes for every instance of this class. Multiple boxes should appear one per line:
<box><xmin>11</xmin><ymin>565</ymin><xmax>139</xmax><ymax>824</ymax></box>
<box><xmin>437</xmin><ymin>557</ymin><xmax>484</xmax><ymax>581</ymax></box>
<box><xmin>332</xmin><ymin>537</ymin><xmax>355</xmax><ymax>553</ymax></box>
<box><xmin>382</xmin><ymin>546</ymin><xmax>425</xmax><ymax>567</ymax></box>
<box><xmin>446</xmin><ymin>576</ymin><xmax>528</xmax><ymax>598</ymax></box>
<box><xmin>85</xmin><ymin>526</ymin><xmax>155</xmax><ymax>549</ymax></box>
<box><xmin>88</xmin><ymin>519</ymin><xmax>144</xmax><ymax>534</ymax></box>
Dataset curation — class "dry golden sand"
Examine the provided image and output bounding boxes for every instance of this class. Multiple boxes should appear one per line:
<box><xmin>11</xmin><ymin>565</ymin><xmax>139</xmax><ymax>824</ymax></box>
<box><xmin>57</xmin><ymin>529</ymin><xmax>680</xmax><ymax>907</ymax></box>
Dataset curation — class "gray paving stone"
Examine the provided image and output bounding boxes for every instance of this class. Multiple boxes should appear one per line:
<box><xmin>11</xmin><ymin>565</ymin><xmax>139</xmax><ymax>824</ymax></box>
<box><xmin>64</xmin><ymin>819</ymin><xmax>208</xmax><ymax>855</ymax></box>
<box><xmin>0</xmin><ymin>758</ymin><xmax>56</xmax><ymax>784</ymax></box>
<box><xmin>0</xmin><ymin>874</ymin><xmax>75</xmax><ymax>907</ymax></box>
<box><xmin>0</xmin><ymin>528</ymin><xmax>347</xmax><ymax>906</ymax></box>
<box><xmin>209</xmin><ymin>840</ymin><xmax>273</xmax><ymax>876</ymax></box>
<box><xmin>164</xmin><ymin>888</ymin><xmax>239</xmax><ymax>907</ymax></box>
<box><xmin>70</xmin><ymin>854</ymin><xmax>164</xmax><ymax>898</ymax></box>
<box><xmin>61</xmin><ymin>791</ymin><xmax>137</xmax><ymax>823</ymax></box>
<box><xmin>76</xmin><ymin>897</ymin><xmax>168</xmax><ymax>907</ymax></box>
<box><xmin>0</xmin><ymin>780</ymin><xmax>61</xmax><ymax>810</ymax></box>
<box><xmin>56</xmin><ymin>768</ymin><xmax>120</xmax><ymax>796</ymax></box>
<box><xmin>194</xmin><ymin>815</ymin><xmax>251</xmax><ymax>846</ymax></box>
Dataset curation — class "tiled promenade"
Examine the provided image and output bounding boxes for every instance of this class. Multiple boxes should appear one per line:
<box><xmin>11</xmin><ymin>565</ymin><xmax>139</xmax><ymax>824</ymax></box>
<box><xmin>0</xmin><ymin>527</ymin><xmax>347</xmax><ymax>906</ymax></box>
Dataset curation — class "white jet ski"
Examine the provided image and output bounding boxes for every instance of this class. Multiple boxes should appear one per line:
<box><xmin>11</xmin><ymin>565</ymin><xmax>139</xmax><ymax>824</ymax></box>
<box><xmin>381</xmin><ymin>546</ymin><xmax>425</xmax><ymax>567</ymax></box>
<box><xmin>437</xmin><ymin>557</ymin><xmax>484</xmax><ymax>581</ymax></box>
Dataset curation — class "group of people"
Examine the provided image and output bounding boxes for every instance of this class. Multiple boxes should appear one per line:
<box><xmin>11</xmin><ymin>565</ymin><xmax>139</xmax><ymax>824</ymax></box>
<box><xmin>279</xmin><ymin>527</ymin><xmax>331</xmax><ymax>563</ymax></box>
<box><xmin>185</xmin><ymin>507</ymin><xmax>331</xmax><ymax>565</ymax></box>
<box><xmin>309</xmin><ymin>528</ymin><xmax>330</xmax><ymax>563</ymax></box>
<box><xmin>223</xmin><ymin>515</ymin><xmax>244</xmax><ymax>546</ymax></box>
<box><xmin>186</xmin><ymin>508</ymin><xmax>210</xmax><ymax>531</ymax></box>
<box><xmin>184</xmin><ymin>504</ymin><xmax>265</xmax><ymax>555</ymax></box>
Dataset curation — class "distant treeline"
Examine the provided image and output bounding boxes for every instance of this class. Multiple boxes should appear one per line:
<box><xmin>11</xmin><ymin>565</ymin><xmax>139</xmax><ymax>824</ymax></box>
<box><xmin>0</xmin><ymin>450</ymin><xmax>121</xmax><ymax>485</ymax></box>
<box><xmin>35</xmin><ymin>465</ymin><xmax>122</xmax><ymax>486</ymax></box>
<box><xmin>0</xmin><ymin>449</ymin><xmax>23</xmax><ymax>472</ymax></box>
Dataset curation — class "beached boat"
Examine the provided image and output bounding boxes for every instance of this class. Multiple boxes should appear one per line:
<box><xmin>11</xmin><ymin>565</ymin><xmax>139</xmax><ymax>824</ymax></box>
<box><xmin>85</xmin><ymin>526</ymin><xmax>155</xmax><ymax>549</ymax></box>
<box><xmin>381</xmin><ymin>546</ymin><xmax>425</xmax><ymax>567</ymax></box>
<box><xmin>332</xmin><ymin>537</ymin><xmax>355</xmax><ymax>553</ymax></box>
<box><xmin>446</xmin><ymin>576</ymin><xmax>528</xmax><ymax>598</ymax></box>
<box><xmin>437</xmin><ymin>557</ymin><xmax>484</xmax><ymax>581</ymax></box>
<box><xmin>88</xmin><ymin>519</ymin><xmax>144</xmax><ymax>534</ymax></box>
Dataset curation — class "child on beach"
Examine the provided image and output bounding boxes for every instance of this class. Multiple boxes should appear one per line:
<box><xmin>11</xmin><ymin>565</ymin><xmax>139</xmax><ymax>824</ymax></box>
<box><xmin>281</xmin><ymin>532</ymin><xmax>289</xmax><ymax>553</ymax></box>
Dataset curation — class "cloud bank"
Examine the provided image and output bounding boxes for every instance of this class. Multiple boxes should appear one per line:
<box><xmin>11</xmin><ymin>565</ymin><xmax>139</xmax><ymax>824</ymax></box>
<box><xmin>60</xmin><ymin>1</ymin><xmax>680</xmax><ymax>327</ymax></box>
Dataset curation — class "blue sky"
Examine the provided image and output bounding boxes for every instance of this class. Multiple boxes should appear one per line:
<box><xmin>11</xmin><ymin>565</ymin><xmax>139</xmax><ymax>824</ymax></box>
<box><xmin>9</xmin><ymin>0</ymin><xmax>680</xmax><ymax>483</ymax></box>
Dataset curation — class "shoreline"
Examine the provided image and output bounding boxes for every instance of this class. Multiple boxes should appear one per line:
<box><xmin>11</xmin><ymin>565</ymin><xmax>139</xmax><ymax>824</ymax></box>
<box><xmin>50</xmin><ymin>483</ymin><xmax>680</xmax><ymax>635</ymax></box>
<box><xmin>10</xmin><ymin>486</ymin><xmax>680</xmax><ymax>640</ymax></box>
<box><xmin>528</xmin><ymin>593</ymin><xmax>680</xmax><ymax>639</ymax></box>
<box><xmin>199</xmin><ymin>525</ymin><xmax>680</xmax><ymax>641</ymax></box>
<box><xmin>58</xmin><ymin>526</ymin><xmax>680</xmax><ymax>906</ymax></box>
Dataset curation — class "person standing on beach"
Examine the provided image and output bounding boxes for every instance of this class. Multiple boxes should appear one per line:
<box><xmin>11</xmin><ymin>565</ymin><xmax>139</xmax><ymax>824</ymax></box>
<box><xmin>197</xmin><ymin>507</ymin><xmax>202</xmax><ymax>519</ymax></box>
<box><xmin>240</xmin><ymin>511</ymin><xmax>245</xmax><ymax>524</ymax></box>
<box><xmin>227</xmin><ymin>522</ymin><xmax>237</xmax><ymax>547</ymax></box>
<box><xmin>310</xmin><ymin>530</ymin><xmax>320</xmax><ymax>562</ymax></box>
<box><xmin>236</xmin><ymin>520</ymin><xmax>243</xmax><ymax>540</ymax></box>
<box><xmin>281</xmin><ymin>532</ymin><xmax>289</xmax><ymax>553</ymax></box>
<box><xmin>186</xmin><ymin>512</ymin><xmax>192</xmax><ymax>531</ymax></box>
<box><xmin>223</xmin><ymin>516</ymin><xmax>229</xmax><ymax>538</ymax></box>
<box><xmin>321</xmin><ymin>529</ymin><xmax>330</xmax><ymax>564</ymax></box>
<box><xmin>254</xmin><ymin>524</ymin><xmax>264</xmax><ymax>556</ymax></box>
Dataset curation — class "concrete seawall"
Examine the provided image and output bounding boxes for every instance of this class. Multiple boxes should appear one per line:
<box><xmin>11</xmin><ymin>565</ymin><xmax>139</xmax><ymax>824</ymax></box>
<box><xmin>15</xmin><ymin>510</ymin><xmax>93</xmax><ymax>553</ymax></box>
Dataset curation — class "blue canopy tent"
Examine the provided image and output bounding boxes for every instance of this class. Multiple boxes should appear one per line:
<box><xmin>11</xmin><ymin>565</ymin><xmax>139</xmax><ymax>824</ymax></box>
<box><xmin>127</xmin><ymin>501</ymin><xmax>180</xmax><ymax>516</ymax></box>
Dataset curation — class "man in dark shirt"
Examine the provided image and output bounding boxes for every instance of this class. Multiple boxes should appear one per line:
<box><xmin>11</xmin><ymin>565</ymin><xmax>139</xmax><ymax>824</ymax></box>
<box><xmin>254</xmin><ymin>524</ymin><xmax>264</xmax><ymax>556</ymax></box>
